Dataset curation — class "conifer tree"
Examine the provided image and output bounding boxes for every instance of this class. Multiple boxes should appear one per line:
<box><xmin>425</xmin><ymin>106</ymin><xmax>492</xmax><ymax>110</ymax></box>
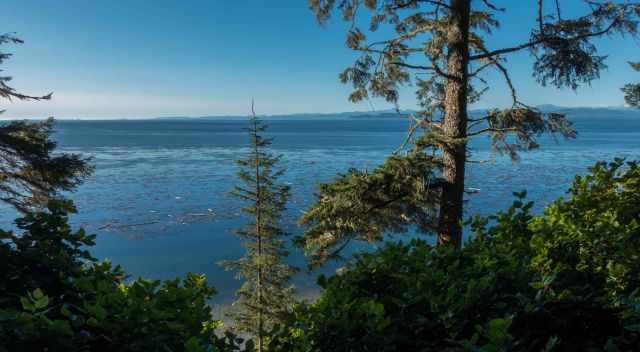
<box><xmin>0</xmin><ymin>33</ymin><xmax>92</xmax><ymax>212</ymax></box>
<box><xmin>299</xmin><ymin>0</ymin><xmax>640</xmax><ymax>263</ymax></box>
<box><xmin>220</xmin><ymin>104</ymin><xmax>296</xmax><ymax>352</ymax></box>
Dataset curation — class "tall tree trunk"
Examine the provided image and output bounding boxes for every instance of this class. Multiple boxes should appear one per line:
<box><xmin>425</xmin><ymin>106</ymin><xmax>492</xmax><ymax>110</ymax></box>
<box><xmin>437</xmin><ymin>0</ymin><xmax>471</xmax><ymax>249</ymax></box>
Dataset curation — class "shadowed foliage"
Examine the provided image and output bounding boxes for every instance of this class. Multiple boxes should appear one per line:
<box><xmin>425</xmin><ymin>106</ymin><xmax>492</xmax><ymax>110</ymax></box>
<box><xmin>0</xmin><ymin>200</ymin><xmax>249</xmax><ymax>351</ymax></box>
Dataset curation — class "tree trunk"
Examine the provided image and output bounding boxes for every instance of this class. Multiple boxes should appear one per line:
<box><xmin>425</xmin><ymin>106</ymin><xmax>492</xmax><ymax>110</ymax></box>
<box><xmin>437</xmin><ymin>0</ymin><xmax>471</xmax><ymax>249</ymax></box>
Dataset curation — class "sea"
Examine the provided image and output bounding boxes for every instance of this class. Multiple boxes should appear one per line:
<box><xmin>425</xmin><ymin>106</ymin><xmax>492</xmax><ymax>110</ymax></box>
<box><xmin>2</xmin><ymin>112</ymin><xmax>639</xmax><ymax>305</ymax></box>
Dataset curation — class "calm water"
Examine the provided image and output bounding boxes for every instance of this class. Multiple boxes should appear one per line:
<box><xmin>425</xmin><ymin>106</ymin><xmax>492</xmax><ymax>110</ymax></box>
<box><xmin>3</xmin><ymin>115</ymin><xmax>640</xmax><ymax>303</ymax></box>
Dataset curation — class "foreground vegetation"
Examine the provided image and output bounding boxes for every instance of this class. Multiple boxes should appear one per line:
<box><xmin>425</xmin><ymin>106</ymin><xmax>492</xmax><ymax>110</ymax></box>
<box><xmin>269</xmin><ymin>159</ymin><xmax>640</xmax><ymax>351</ymax></box>
<box><xmin>0</xmin><ymin>200</ymin><xmax>249</xmax><ymax>352</ymax></box>
<box><xmin>2</xmin><ymin>158</ymin><xmax>639</xmax><ymax>351</ymax></box>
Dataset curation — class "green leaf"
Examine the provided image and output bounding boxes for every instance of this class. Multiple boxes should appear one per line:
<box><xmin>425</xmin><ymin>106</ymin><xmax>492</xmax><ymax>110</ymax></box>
<box><xmin>86</xmin><ymin>317</ymin><xmax>99</xmax><ymax>327</ymax></box>
<box><xmin>34</xmin><ymin>295</ymin><xmax>49</xmax><ymax>310</ymax></box>
<box><xmin>20</xmin><ymin>297</ymin><xmax>36</xmax><ymax>313</ymax></box>
<box><xmin>32</xmin><ymin>288</ymin><xmax>44</xmax><ymax>300</ymax></box>
<box><xmin>60</xmin><ymin>305</ymin><xmax>72</xmax><ymax>317</ymax></box>
<box><xmin>544</xmin><ymin>336</ymin><xmax>559</xmax><ymax>352</ymax></box>
<box><xmin>185</xmin><ymin>337</ymin><xmax>205</xmax><ymax>352</ymax></box>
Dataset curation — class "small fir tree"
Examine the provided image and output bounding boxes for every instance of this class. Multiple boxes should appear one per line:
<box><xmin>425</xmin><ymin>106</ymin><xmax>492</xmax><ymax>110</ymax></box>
<box><xmin>220</xmin><ymin>105</ymin><xmax>296</xmax><ymax>352</ymax></box>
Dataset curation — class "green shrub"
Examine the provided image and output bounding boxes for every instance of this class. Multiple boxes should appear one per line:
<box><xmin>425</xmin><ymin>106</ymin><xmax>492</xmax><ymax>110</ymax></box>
<box><xmin>530</xmin><ymin>159</ymin><xmax>640</xmax><ymax>301</ymax></box>
<box><xmin>267</xmin><ymin>160</ymin><xmax>640</xmax><ymax>351</ymax></box>
<box><xmin>0</xmin><ymin>200</ymin><xmax>246</xmax><ymax>352</ymax></box>
<box><xmin>268</xmin><ymin>197</ymin><xmax>535</xmax><ymax>351</ymax></box>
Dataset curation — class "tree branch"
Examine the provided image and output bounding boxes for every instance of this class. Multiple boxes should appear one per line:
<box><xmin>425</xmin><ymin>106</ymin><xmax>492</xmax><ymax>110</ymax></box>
<box><xmin>389</xmin><ymin>61</ymin><xmax>451</xmax><ymax>78</ymax></box>
<box><xmin>481</xmin><ymin>0</ymin><xmax>505</xmax><ymax>12</ymax></box>
<box><xmin>470</xmin><ymin>17</ymin><xmax>621</xmax><ymax>61</ymax></box>
<box><xmin>468</xmin><ymin>127</ymin><xmax>522</xmax><ymax>137</ymax></box>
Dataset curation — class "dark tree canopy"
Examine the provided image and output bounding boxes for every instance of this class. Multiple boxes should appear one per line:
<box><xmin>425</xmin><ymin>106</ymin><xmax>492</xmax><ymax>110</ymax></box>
<box><xmin>0</xmin><ymin>33</ymin><xmax>92</xmax><ymax>212</ymax></box>
<box><xmin>300</xmin><ymin>0</ymin><xmax>640</xmax><ymax>263</ymax></box>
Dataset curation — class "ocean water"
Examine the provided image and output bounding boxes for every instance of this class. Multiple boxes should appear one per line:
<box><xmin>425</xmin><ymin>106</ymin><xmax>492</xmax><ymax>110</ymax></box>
<box><xmin>3</xmin><ymin>115</ymin><xmax>640</xmax><ymax>303</ymax></box>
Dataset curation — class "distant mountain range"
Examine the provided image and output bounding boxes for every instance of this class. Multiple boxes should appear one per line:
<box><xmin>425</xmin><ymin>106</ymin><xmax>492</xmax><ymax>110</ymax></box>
<box><xmin>531</xmin><ymin>105</ymin><xmax>640</xmax><ymax>119</ymax></box>
<box><xmin>153</xmin><ymin>109</ymin><xmax>414</xmax><ymax>121</ymax></box>
<box><xmin>153</xmin><ymin>105</ymin><xmax>640</xmax><ymax>121</ymax></box>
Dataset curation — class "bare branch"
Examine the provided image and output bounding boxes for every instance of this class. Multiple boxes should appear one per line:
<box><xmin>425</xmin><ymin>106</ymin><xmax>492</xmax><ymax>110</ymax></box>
<box><xmin>481</xmin><ymin>0</ymin><xmax>505</xmax><ymax>12</ymax></box>
<box><xmin>469</xmin><ymin>60</ymin><xmax>493</xmax><ymax>76</ymax></box>
<box><xmin>555</xmin><ymin>0</ymin><xmax>562</xmax><ymax>21</ymax></box>
<box><xmin>470</xmin><ymin>17</ymin><xmax>621</xmax><ymax>61</ymax></box>
<box><xmin>388</xmin><ymin>0</ymin><xmax>451</xmax><ymax>10</ymax></box>
<box><xmin>388</xmin><ymin>60</ymin><xmax>451</xmax><ymax>79</ymax></box>
<box><xmin>468</xmin><ymin>126</ymin><xmax>522</xmax><ymax>137</ymax></box>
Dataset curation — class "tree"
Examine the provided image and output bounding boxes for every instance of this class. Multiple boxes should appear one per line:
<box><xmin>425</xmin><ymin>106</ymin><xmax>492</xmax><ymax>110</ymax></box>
<box><xmin>220</xmin><ymin>104</ymin><xmax>297</xmax><ymax>352</ymax></box>
<box><xmin>301</xmin><ymin>0</ymin><xmax>639</xmax><ymax>256</ymax></box>
<box><xmin>0</xmin><ymin>33</ymin><xmax>92</xmax><ymax>212</ymax></box>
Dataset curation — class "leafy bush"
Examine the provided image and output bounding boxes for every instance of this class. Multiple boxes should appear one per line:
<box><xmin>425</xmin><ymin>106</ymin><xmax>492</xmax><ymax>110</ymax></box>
<box><xmin>529</xmin><ymin>159</ymin><xmax>640</xmax><ymax>301</ymax></box>
<box><xmin>0</xmin><ymin>200</ymin><xmax>246</xmax><ymax>351</ymax></box>
<box><xmin>268</xmin><ymin>160</ymin><xmax>640</xmax><ymax>351</ymax></box>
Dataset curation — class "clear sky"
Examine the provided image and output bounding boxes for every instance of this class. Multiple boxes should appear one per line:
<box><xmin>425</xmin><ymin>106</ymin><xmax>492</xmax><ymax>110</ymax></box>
<box><xmin>2</xmin><ymin>0</ymin><xmax>640</xmax><ymax>119</ymax></box>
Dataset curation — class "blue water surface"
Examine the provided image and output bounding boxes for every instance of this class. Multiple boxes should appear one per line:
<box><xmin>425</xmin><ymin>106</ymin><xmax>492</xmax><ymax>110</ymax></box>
<box><xmin>4</xmin><ymin>115</ymin><xmax>639</xmax><ymax>304</ymax></box>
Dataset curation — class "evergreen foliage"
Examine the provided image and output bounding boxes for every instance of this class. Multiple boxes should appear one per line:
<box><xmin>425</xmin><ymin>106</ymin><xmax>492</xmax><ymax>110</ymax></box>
<box><xmin>268</xmin><ymin>159</ymin><xmax>640</xmax><ymax>351</ymax></box>
<box><xmin>622</xmin><ymin>61</ymin><xmax>640</xmax><ymax>107</ymax></box>
<box><xmin>221</xmin><ymin>107</ymin><xmax>297</xmax><ymax>351</ymax></box>
<box><xmin>297</xmin><ymin>150</ymin><xmax>441</xmax><ymax>267</ymax></box>
<box><xmin>0</xmin><ymin>33</ymin><xmax>92</xmax><ymax>212</ymax></box>
<box><xmin>301</xmin><ymin>0</ymin><xmax>640</xmax><ymax>256</ymax></box>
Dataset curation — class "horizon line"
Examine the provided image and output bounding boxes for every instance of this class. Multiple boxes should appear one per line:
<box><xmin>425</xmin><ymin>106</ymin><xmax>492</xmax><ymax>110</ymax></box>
<box><xmin>0</xmin><ymin>104</ymin><xmax>635</xmax><ymax>121</ymax></box>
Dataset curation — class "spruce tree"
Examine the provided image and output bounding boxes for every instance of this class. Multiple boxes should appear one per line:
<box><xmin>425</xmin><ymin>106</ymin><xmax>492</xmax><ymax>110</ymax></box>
<box><xmin>221</xmin><ymin>105</ymin><xmax>296</xmax><ymax>352</ymax></box>
<box><xmin>299</xmin><ymin>0</ymin><xmax>640</xmax><ymax>263</ymax></box>
<box><xmin>0</xmin><ymin>33</ymin><xmax>92</xmax><ymax>212</ymax></box>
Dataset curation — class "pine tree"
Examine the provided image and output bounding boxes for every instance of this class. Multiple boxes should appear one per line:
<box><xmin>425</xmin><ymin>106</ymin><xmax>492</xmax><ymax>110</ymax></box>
<box><xmin>220</xmin><ymin>105</ymin><xmax>296</xmax><ymax>352</ymax></box>
<box><xmin>0</xmin><ymin>33</ymin><xmax>92</xmax><ymax>212</ymax></box>
<box><xmin>299</xmin><ymin>0</ymin><xmax>640</xmax><ymax>262</ymax></box>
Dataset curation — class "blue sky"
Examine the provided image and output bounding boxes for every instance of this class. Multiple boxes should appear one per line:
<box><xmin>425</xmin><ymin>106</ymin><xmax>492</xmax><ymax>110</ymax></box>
<box><xmin>2</xmin><ymin>0</ymin><xmax>640</xmax><ymax>119</ymax></box>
